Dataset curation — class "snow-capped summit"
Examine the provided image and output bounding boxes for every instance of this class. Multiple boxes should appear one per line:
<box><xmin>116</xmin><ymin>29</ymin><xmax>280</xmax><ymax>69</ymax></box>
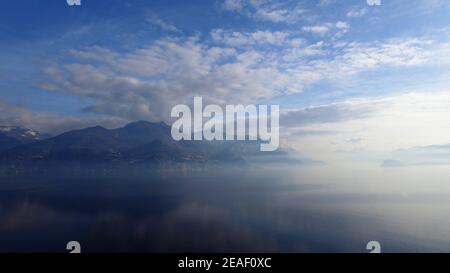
<box><xmin>0</xmin><ymin>126</ymin><xmax>43</xmax><ymax>145</ymax></box>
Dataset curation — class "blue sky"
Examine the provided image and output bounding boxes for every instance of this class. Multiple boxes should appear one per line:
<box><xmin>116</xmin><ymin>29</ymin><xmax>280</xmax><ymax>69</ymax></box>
<box><xmin>2</xmin><ymin>0</ymin><xmax>450</xmax><ymax>165</ymax></box>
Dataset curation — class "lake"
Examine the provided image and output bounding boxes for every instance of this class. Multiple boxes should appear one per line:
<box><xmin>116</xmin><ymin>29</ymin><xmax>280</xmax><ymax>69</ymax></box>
<box><xmin>1</xmin><ymin>164</ymin><xmax>450</xmax><ymax>252</ymax></box>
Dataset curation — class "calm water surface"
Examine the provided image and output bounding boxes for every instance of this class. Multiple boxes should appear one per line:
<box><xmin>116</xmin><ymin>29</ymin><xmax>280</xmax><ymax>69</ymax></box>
<box><xmin>1</xmin><ymin>165</ymin><xmax>450</xmax><ymax>252</ymax></box>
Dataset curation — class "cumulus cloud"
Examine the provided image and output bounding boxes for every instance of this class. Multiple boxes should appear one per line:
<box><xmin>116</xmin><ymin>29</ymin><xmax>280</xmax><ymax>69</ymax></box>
<box><xmin>35</xmin><ymin>34</ymin><xmax>446</xmax><ymax>125</ymax></box>
<box><xmin>40</xmin><ymin>37</ymin><xmax>295</xmax><ymax>122</ymax></box>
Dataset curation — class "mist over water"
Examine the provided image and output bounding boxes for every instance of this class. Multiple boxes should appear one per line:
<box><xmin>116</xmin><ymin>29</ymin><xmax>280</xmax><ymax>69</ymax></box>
<box><xmin>1</xmin><ymin>164</ymin><xmax>450</xmax><ymax>253</ymax></box>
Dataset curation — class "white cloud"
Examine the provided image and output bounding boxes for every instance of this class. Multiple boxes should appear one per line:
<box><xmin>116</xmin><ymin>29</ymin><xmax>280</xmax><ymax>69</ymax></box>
<box><xmin>312</xmin><ymin>38</ymin><xmax>436</xmax><ymax>76</ymax></box>
<box><xmin>253</xmin><ymin>8</ymin><xmax>290</xmax><ymax>23</ymax></box>
<box><xmin>220</xmin><ymin>0</ymin><xmax>307</xmax><ymax>23</ymax></box>
<box><xmin>38</xmin><ymin>34</ymin><xmax>448</xmax><ymax>128</ymax></box>
<box><xmin>302</xmin><ymin>21</ymin><xmax>349</xmax><ymax>35</ymax></box>
<box><xmin>146</xmin><ymin>15</ymin><xmax>180</xmax><ymax>33</ymax></box>
<box><xmin>346</xmin><ymin>8</ymin><xmax>368</xmax><ymax>18</ymax></box>
<box><xmin>335</xmin><ymin>21</ymin><xmax>350</xmax><ymax>32</ymax></box>
<box><xmin>302</xmin><ymin>24</ymin><xmax>332</xmax><ymax>35</ymax></box>
<box><xmin>281</xmin><ymin>99</ymin><xmax>379</xmax><ymax>128</ymax></box>
<box><xmin>221</xmin><ymin>0</ymin><xmax>244</xmax><ymax>12</ymax></box>
<box><xmin>41</xmin><ymin>37</ymin><xmax>296</xmax><ymax>122</ymax></box>
<box><xmin>211</xmin><ymin>29</ymin><xmax>290</xmax><ymax>46</ymax></box>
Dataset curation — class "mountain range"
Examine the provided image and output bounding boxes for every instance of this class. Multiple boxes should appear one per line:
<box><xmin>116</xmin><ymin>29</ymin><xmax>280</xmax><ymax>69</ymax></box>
<box><xmin>0</xmin><ymin>121</ymin><xmax>318</xmax><ymax>175</ymax></box>
<box><xmin>0</xmin><ymin>121</ymin><xmax>266</xmax><ymax>173</ymax></box>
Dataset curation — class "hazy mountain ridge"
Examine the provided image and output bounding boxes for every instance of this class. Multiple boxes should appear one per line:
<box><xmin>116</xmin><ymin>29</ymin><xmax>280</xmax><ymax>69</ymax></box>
<box><xmin>0</xmin><ymin>121</ymin><xmax>319</xmax><ymax>175</ymax></box>
<box><xmin>0</xmin><ymin>121</ymin><xmax>249</xmax><ymax>170</ymax></box>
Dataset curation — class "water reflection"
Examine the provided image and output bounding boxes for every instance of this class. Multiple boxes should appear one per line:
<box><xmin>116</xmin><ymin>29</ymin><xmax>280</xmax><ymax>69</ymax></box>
<box><xmin>1</xmin><ymin>166</ymin><xmax>450</xmax><ymax>252</ymax></box>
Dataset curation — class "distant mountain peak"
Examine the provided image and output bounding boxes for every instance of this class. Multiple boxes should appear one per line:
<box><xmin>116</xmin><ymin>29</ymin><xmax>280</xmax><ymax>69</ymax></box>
<box><xmin>0</xmin><ymin>126</ymin><xmax>44</xmax><ymax>152</ymax></box>
<box><xmin>0</xmin><ymin>126</ymin><xmax>42</xmax><ymax>141</ymax></box>
<box><xmin>87</xmin><ymin>125</ymin><xmax>107</xmax><ymax>131</ymax></box>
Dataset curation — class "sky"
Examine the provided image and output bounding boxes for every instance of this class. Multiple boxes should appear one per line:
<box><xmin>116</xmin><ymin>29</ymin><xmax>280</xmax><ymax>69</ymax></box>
<box><xmin>1</xmin><ymin>0</ymin><xmax>450</xmax><ymax>166</ymax></box>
